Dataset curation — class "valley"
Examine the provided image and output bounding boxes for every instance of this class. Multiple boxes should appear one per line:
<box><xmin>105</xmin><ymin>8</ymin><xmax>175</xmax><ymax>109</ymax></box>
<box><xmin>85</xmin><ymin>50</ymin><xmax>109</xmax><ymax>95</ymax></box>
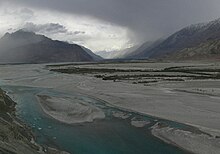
<box><xmin>1</xmin><ymin>1</ymin><xmax>220</xmax><ymax>154</ymax></box>
<box><xmin>0</xmin><ymin>61</ymin><xmax>220</xmax><ymax>153</ymax></box>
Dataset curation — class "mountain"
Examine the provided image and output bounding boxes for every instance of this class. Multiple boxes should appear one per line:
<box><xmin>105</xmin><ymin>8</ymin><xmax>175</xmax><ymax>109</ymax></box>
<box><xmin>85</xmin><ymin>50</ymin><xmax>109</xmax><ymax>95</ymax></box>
<box><xmin>125</xmin><ymin>18</ymin><xmax>220</xmax><ymax>60</ymax></box>
<box><xmin>165</xmin><ymin>39</ymin><xmax>220</xmax><ymax>60</ymax></box>
<box><xmin>124</xmin><ymin>39</ymin><xmax>164</xmax><ymax>59</ymax></box>
<box><xmin>96</xmin><ymin>45</ymin><xmax>139</xmax><ymax>59</ymax></box>
<box><xmin>80</xmin><ymin>46</ymin><xmax>103</xmax><ymax>61</ymax></box>
<box><xmin>96</xmin><ymin>51</ymin><xmax>112</xmax><ymax>59</ymax></box>
<box><xmin>0</xmin><ymin>30</ymin><xmax>102</xmax><ymax>63</ymax></box>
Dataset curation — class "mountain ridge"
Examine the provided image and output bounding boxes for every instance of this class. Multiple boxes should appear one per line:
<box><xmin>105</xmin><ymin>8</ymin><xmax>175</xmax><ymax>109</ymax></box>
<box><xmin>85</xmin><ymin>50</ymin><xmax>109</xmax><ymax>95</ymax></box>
<box><xmin>0</xmin><ymin>30</ymin><xmax>102</xmax><ymax>63</ymax></box>
<box><xmin>124</xmin><ymin>18</ymin><xmax>220</xmax><ymax>60</ymax></box>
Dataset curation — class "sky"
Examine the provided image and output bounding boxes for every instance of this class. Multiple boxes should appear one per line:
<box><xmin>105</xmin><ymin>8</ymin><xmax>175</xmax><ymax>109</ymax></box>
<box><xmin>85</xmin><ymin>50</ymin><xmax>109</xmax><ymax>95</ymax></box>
<box><xmin>0</xmin><ymin>0</ymin><xmax>220</xmax><ymax>52</ymax></box>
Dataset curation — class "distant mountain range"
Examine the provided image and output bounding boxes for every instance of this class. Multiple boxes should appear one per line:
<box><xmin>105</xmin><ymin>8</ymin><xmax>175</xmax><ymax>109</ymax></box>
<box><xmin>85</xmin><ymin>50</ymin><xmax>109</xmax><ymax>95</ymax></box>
<box><xmin>124</xmin><ymin>39</ymin><xmax>164</xmax><ymax>59</ymax></box>
<box><xmin>124</xmin><ymin>18</ymin><xmax>220</xmax><ymax>60</ymax></box>
<box><xmin>0</xmin><ymin>30</ymin><xmax>102</xmax><ymax>64</ymax></box>
<box><xmin>3</xmin><ymin>17</ymin><xmax>220</xmax><ymax>63</ymax></box>
<box><xmin>96</xmin><ymin>45</ymin><xmax>139</xmax><ymax>59</ymax></box>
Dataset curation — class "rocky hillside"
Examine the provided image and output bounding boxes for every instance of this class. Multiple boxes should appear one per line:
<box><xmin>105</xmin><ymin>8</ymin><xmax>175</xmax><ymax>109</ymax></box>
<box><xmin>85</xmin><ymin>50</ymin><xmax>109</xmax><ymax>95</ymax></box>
<box><xmin>0</xmin><ymin>30</ymin><xmax>101</xmax><ymax>64</ymax></box>
<box><xmin>165</xmin><ymin>39</ymin><xmax>220</xmax><ymax>60</ymax></box>
<box><xmin>125</xmin><ymin>18</ymin><xmax>220</xmax><ymax>60</ymax></box>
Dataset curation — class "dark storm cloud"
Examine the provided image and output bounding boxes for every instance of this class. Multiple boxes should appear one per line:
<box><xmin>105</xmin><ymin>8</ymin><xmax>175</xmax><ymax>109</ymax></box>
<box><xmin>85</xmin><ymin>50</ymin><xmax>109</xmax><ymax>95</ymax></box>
<box><xmin>23</xmin><ymin>22</ymin><xmax>68</xmax><ymax>34</ymax></box>
<box><xmin>4</xmin><ymin>0</ymin><xmax>220</xmax><ymax>42</ymax></box>
<box><xmin>23</xmin><ymin>22</ymin><xmax>86</xmax><ymax>36</ymax></box>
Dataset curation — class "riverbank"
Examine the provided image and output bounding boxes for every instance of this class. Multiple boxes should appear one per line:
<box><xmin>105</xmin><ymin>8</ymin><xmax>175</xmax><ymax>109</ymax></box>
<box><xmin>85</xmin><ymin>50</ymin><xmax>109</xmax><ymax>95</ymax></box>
<box><xmin>151</xmin><ymin>122</ymin><xmax>220</xmax><ymax>154</ymax></box>
<box><xmin>0</xmin><ymin>88</ymin><xmax>69</xmax><ymax>154</ymax></box>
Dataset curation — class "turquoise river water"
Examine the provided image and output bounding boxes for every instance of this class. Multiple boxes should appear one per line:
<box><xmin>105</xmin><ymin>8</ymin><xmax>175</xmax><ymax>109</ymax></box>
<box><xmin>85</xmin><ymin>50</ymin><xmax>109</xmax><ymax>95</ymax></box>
<box><xmin>1</xmin><ymin>85</ymin><xmax>191</xmax><ymax>154</ymax></box>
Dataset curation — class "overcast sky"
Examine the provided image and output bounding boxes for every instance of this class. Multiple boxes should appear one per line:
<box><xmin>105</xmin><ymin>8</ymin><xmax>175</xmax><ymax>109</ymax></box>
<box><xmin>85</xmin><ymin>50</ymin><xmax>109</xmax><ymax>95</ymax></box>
<box><xmin>1</xmin><ymin>0</ymin><xmax>220</xmax><ymax>52</ymax></box>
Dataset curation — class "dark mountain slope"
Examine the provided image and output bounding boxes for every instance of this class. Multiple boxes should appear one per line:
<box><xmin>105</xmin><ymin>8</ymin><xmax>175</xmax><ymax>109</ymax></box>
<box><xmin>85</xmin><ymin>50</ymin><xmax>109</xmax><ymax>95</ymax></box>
<box><xmin>125</xmin><ymin>18</ymin><xmax>220</xmax><ymax>60</ymax></box>
<box><xmin>0</xmin><ymin>30</ymin><xmax>101</xmax><ymax>63</ymax></box>
<box><xmin>165</xmin><ymin>39</ymin><xmax>220</xmax><ymax>60</ymax></box>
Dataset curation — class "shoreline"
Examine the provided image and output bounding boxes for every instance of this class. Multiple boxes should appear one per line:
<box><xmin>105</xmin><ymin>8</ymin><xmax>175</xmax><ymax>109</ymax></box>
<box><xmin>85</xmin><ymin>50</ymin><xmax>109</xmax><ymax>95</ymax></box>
<box><xmin>90</xmin><ymin>91</ymin><xmax>220</xmax><ymax>153</ymax></box>
<box><xmin>151</xmin><ymin>123</ymin><xmax>220</xmax><ymax>154</ymax></box>
<box><xmin>36</xmin><ymin>94</ymin><xmax>105</xmax><ymax>124</ymax></box>
<box><xmin>64</xmin><ymin>85</ymin><xmax>220</xmax><ymax>136</ymax></box>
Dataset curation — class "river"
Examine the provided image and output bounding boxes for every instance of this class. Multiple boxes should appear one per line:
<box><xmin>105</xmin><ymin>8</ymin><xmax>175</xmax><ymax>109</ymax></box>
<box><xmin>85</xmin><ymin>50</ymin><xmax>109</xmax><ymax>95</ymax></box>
<box><xmin>0</xmin><ymin>84</ymin><xmax>191</xmax><ymax>154</ymax></box>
